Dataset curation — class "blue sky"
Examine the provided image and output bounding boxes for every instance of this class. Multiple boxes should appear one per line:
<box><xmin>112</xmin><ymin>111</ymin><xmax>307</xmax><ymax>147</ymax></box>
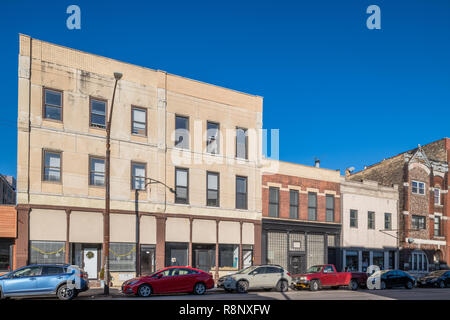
<box><xmin>1</xmin><ymin>0</ymin><xmax>449</xmax><ymax>178</ymax></box>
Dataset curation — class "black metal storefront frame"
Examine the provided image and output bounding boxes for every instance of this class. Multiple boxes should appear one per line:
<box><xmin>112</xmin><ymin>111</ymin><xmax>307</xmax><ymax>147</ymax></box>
<box><xmin>262</xmin><ymin>218</ymin><xmax>341</xmax><ymax>274</ymax></box>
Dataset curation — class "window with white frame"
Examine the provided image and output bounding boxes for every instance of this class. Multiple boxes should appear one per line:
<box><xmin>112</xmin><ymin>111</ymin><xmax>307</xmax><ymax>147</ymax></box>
<box><xmin>434</xmin><ymin>188</ymin><xmax>441</xmax><ymax>205</ymax></box>
<box><xmin>412</xmin><ymin>181</ymin><xmax>425</xmax><ymax>195</ymax></box>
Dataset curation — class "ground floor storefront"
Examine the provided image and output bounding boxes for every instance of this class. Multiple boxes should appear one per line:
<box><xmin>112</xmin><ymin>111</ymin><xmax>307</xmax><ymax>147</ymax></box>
<box><xmin>399</xmin><ymin>242</ymin><xmax>449</xmax><ymax>277</ymax></box>
<box><xmin>261</xmin><ymin>218</ymin><xmax>341</xmax><ymax>275</ymax></box>
<box><xmin>341</xmin><ymin>247</ymin><xmax>398</xmax><ymax>272</ymax></box>
<box><xmin>15</xmin><ymin>205</ymin><xmax>261</xmax><ymax>286</ymax></box>
<box><xmin>0</xmin><ymin>205</ymin><xmax>17</xmax><ymax>274</ymax></box>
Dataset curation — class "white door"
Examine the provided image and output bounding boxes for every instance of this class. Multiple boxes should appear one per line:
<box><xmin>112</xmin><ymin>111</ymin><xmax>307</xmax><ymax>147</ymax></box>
<box><xmin>83</xmin><ymin>248</ymin><xmax>98</xmax><ymax>279</ymax></box>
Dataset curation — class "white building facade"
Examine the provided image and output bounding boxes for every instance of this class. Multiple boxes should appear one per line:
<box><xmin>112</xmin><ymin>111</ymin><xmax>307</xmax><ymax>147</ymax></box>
<box><xmin>341</xmin><ymin>178</ymin><xmax>399</xmax><ymax>271</ymax></box>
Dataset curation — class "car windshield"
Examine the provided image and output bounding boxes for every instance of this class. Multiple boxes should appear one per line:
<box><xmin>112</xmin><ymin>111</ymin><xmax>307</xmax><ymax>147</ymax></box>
<box><xmin>235</xmin><ymin>266</ymin><xmax>257</xmax><ymax>274</ymax></box>
<box><xmin>306</xmin><ymin>266</ymin><xmax>323</xmax><ymax>274</ymax></box>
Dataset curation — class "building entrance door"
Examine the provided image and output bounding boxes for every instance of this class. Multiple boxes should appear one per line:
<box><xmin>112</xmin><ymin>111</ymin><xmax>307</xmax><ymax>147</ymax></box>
<box><xmin>289</xmin><ymin>255</ymin><xmax>305</xmax><ymax>275</ymax></box>
<box><xmin>140</xmin><ymin>246</ymin><xmax>155</xmax><ymax>275</ymax></box>
<box><xmin>83</xmin><ymin>248</ymin><xmax>98</xmax><ymax>279</ymax></box>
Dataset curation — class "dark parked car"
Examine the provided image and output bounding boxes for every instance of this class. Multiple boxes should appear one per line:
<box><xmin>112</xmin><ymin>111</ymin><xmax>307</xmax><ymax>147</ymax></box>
<box><xmin>418</xmin><ymin>270</ymin><xmax>450</xmax><ymax>288</ymax></box>
<box><xmin>121</xmin><ymin>266</ymin><xmax>214</xmax><ymax>297</ymax></box>
<box><xmin>0</xmin><ymin>264</ymin><xmax>89</xmax><ymax>300</ymax></box>
<box><xmin>367</xmin><ymin>270</ymin><xmax>416</xmax><ymax>290</ymax></box>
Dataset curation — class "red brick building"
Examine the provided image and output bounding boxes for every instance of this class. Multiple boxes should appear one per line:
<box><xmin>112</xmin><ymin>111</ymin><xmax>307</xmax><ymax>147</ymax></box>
<box><xmin>349</xmin><ymin>138</ymin><xmax>449</xmax><ymax>276</ymax></box>
<box><xmin>261</xmin><ymin>160</ymin><xmax>341</xmax><ymax>274</ymax></box>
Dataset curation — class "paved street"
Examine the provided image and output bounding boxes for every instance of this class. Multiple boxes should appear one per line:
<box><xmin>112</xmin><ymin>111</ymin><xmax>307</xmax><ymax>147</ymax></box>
<box><xmin>69</xmin><ymin>287</ymin><xmax>450</xmax><ymax>300</ymax></box>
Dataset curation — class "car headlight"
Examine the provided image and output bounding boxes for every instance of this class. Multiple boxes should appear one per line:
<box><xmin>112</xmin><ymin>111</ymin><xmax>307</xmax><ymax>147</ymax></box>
<box><xmin>300</xmin><ymin>277</ymin><xmax>307</xmax><ymax>281</ymax></box>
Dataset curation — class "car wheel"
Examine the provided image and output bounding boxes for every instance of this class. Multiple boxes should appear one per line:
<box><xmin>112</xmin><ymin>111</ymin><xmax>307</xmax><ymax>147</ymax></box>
<box><xmin>380</xmin><ymin>281</ymin><xmax>386</xmax><ymax>290</ymax></box>
<box><xmin>349</xmin><ymin>279</ymin><xmax>359</xmax><ymax>291</ymax></box>
<box><xmin>439</xmin><ymin>281</ymin><xmax>445</xmax><ymax>289</ymax></box>
<box><xmin>137</xmin><ymin>284</ymin><xmax>152</xmax><ymax>297</ymax></box>
<box><xmin>405</xmin><ymin>280</ymin><xmax>413</xmax><ymax>290</ymax></box>
<box><xmin>236</xmin><ymin>280</ymin><xmax>249</xmax><ymax>293</ymax></box>
<box><xmin>276</xmin><ymin>280</ymin><xmax>288</xmax><ymax>292</ymax></box>
<box><xmin>57</xmin><ymin>284</ymin><xmax>75</xmax><ymax>301</ymax></box>
<box><xmin>194</xmin><ymin>282</ymin><xmax>206</xmax><ymax>295</ymax></box>
<box><xmin>310</xmin><ymin>280</ymin><xmax>320</xmax><ymax>292</ymax></box>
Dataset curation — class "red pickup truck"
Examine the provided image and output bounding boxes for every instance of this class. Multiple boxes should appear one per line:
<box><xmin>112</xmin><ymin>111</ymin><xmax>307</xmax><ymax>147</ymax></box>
<box><xmin>292</xmin><ymin>264</ymin><xmax>368</xmax><ymax>291</ymax></box>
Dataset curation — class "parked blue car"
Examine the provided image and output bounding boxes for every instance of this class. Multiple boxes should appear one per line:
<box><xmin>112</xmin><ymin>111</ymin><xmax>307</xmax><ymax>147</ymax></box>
<box><xmin>0</xmin><ymin>264</ymin><xmax>89</xmax><ymax>300</ymax></box>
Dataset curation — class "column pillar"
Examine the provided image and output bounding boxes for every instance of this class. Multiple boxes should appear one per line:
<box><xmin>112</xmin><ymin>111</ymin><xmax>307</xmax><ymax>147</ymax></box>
<box><xmin>189</xmin><ymin>217</ymin><xmax>193</xmax><ymax>266</ymax></box>
<box><xmin>239</xmin><ymin>221</ymin><xmax>243</xmax><ymax>270</ymax></box>
<box><xmin>15</xmin><ymin>206</ymin><xmax>30</xmax><ymax>269</ymax></box>
<box><xmin>253</xmin><ymin>222</ymin><xmax>262</xmax><ymax>265</ymax></box>
<box><xmin>65</xmin><ymin>209</ymin><xmax>71</xmax><ymax>264</ymax></box>
<box><xmin>155</xmin><ymin>216</ymin><xmax>166</xmax><ymax>270</ymax></box>
<box><xmin>215</xmin><ymin>220</ymin><xmax>219</xmax><ymax>282</ymax></box>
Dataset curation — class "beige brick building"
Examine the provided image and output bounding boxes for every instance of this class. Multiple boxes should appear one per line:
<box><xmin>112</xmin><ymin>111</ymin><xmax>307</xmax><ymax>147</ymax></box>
<box><xmin>16</xmin><ymin>34</ymin><xmax>263</xmax><ymax>285</ymax></box>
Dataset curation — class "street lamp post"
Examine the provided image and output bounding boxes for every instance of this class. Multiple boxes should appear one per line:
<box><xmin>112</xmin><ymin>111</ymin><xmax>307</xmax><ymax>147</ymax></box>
<box><xmin>103</xmin><ymin>72</ymin><xmax>122</xmax><ymax>295</ymax></box>
<box><xmin>134</xmin><ymin>178</ymin><xmax>175</xmax><ymax>276</ymax></box>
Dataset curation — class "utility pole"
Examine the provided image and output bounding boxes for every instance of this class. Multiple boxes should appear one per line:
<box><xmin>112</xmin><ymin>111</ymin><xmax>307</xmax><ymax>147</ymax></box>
<box><xmin>134</xmin><ymin>178</ymin><xmax>175</xmax><ymax>276</ymax></box>
<box><xmin>103</xmin><ymin>72</ymin><xmax>122</xmax><ymax>295</ymax></box>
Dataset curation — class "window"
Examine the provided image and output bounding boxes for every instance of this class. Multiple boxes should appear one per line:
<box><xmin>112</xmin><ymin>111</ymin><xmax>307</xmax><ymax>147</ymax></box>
<box><xmin>373</xmin><ymin>251</ymin><xmax>385</xmax><ymax>270</ymax></box>
<box><xmin>265</xmin><ymin>266</ymin><xmax>283</xmax><ymax>274</ymax></box>
<box><xmin>219</xmin><ymin>244</ymin><xmax>239</xmax><ymax>268</ymax></box>
<box><xmin>410</xmin><ymin>251</ymin><xmax>428</xmax><ymax>271</ymax></box>
<box><xmin>89</xmin><ymin>157</ymin><xmax>105</xmax><ymax>186</ymax></box>
<box><xmin>384</xmin><ymin>213</ymin><xmax>392</xmax><ymax>230</ymax></box>
<box><xmin>345</xmin><ymin>251</ymin><xmax>358</xmax><ymax>272</ymax></box>
<box><xmin>412</xmin><ymin>181</ymin><xmax>425</xmax><ymax>195</ymax></box>
<box><xmin>242</xmin><ymin>245</ymin><xmax>253</xmax><ymax>268</ymax></box>
<box><xmin>411</xmin><ymin>215</ymin><xmax>426</xmax><ymax>230</ymax></box>
<box><xmin>350</xmin><ymin>210</ymin><xmax>358</xmax><ymax>228</ymax></box>
<box><xmin>434</xmin><ymin>188</ymin><xmax>441</xmax><ymax>205</ymax></box>
<box><xmin>307</xmin><ymin>192</ymin><xmax>317</xmax><ymax>221</ymax></box>
<box><xmin>206</xmin><ymin>172</ymin><xmax>219</xmax><ymax>207</ymax></box>
<box><xmin>43</xmin><ymin>150</ymin><xmax>61</xmax><ymax>182</ymax></box>
<box><xmin>236</xmin><ymin>127</ymin><xmax>248</xmax><ymax>159</ymax></box>
<box><xmin>206</xmin><ymin>121</ymin><xmax>220</xmax><ymax>154</ymax></box>
<box><xmin>289</xmin><ymin>190</ymin><xmax>299</xmax><ymax>219</ymax></box>
<box><xmin>165</xmin><ymin>242</ymin><xmax>188</xmax><ymax>267</ymax></box>
<box><xmin>90</xmin><ymin>98</ymin><xmax>107</xmax><ymax>129</ymax></box>
<box><xmin>175</xmin><ymin>168</ymin><xmax>189</xmax><ymax>204</ymax></box>
<box><xmin>368</xmin><ymin>211</ymin><xmax>375</xmax><ymax>229</ymax></box>
<box><xmin>109</xmin><ymin>243</ymin><xmax>136</xmax><ymax>272</ymax></box>
<box><xmin>0</xmin><ymin>239</ymin><xmax>13</xmax><ymax>272</ymax></box>
<box><xmin>29</xmin><ymin>241</ymin><xmax>65</xmax><ymax>264</ymax></box>
<box><xmin>175</xmin><ymin>115</ymin><xmax>189</xmax><ymax>149</ymax></box>
<box><xmin>268</xmin><ymin>187</ymin><xmax>279</xmax><ymax>217</ymax></box>
<box><xmin>434</xmin><ymin>216</ymin><xmax>441</xmax><ymax>236</ymax></box>
<box><xmin>236</xmin><ymin>176</ymin><xmax>248</xmax><ymax>209</ymax></box>
<box><xmin>43</xmin><ymin>88</ymin><xmax>62</xmax><ymax>121</ymax></box>
<box><xmin>326</xmin><ymin>195</ymin><xmax>334</xmax><ymax>222</ymax></box>
<box><xmin>132</xmin><ymin>107</ymin><xmax>147</xmax><ymax>136</ymax></box>
<box><xmin>131</xmin><ymin>162</ymin><xmax>146</xmax><ymax>190</ymax></box>
<box><xmin>42</xmin><ymin>266</ymin><xmax>65</xmax><ymax>275</ymax></box>
<box><xmin>323</xmin><ymin>265</ymin><xmax>335</xmax><ymax>273</ymax></box>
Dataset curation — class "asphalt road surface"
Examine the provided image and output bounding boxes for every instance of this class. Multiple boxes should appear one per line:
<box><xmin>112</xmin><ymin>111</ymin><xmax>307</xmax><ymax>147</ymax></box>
<box><xmin>74</xmin><ymin>287</ymin><xmax>450</xmax><ymax>300</ymax></box>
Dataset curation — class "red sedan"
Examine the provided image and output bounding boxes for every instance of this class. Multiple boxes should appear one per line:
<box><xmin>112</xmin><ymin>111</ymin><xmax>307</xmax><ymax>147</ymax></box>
<box><xmin>121</xmin><ymin>266</ymin><xmax>215</xmax><ymax>297</ymax></box>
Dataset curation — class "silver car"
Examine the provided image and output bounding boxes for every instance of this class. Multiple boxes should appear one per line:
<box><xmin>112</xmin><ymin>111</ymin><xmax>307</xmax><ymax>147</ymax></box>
<box><xmin>221</xmin><ymin>265</ymin><xmax>292</xmax><ymax>293</ymax></box>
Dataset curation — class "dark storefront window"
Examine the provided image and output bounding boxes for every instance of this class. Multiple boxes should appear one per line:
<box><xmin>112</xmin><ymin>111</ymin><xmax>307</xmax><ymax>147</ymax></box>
<box><xmin>308</xmin><ymin>192</ymin><xmax>317</xmax><ymax>221</ymax></box>
<box><xmin>0</xmin><ymin>239</ymin><xmax>13</xmax><ymax>272</ymax></box>
<box><xmin>219</xmin><ymin>244</ymin><xmax>239</xmax><ymax>268</ymax></box>
<box><xmin>362</xmin><ymin>251</ymin><xmax>370</xmax><ymax>272</ymax></box>
<box><xmin>165</xmin><ymin>242</ymin><xmax>188</xmax><ymax>267</ymax></box>
<box><xmin>345</xmin><ymin>251</ymin><xmax>358</xmax><ymax>272</ymax></box>
<box><xmin>289</xmin><ymin>190</ymin><xmax>299</xmax><ymax>219</ymax></box>
<box><xmin>388</xmin><ymin>251</ymin><xmax>396</xmax><ymax>269</ymax></box>
<box><xmin>30</xmin><ymin>241</ymin><xmax>65</xmax><ymax>265</ymax></box>
<box><xmin>373</xmin><ymin>251</ymin><xmax>384</xmax><ymax>270</ymax></box>
<box><xmin>109</xmin><ymin>243</ymin><xmax>136</xmax><ymax>272</ymax></box>
<box><xmin>268</xmin><ymin>187</ymin><xmax>279</xmax><ymax>217</ymax></box>
<box><xmin>193</xmin><ymin>244</ymin><xmax>215</xmax><ymax>272</ymax></box>
<box><xmin>267</xmin><ymin>232</ymin><xmax>287</xmax><ymax>270</ymax></box>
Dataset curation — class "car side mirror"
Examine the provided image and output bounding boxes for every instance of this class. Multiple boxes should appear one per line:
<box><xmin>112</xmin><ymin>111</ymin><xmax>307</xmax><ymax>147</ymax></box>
<box><xmin>157</xmin><ymin>273</ymin><xmax>163</xmax><ymax>279</ymax></box>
